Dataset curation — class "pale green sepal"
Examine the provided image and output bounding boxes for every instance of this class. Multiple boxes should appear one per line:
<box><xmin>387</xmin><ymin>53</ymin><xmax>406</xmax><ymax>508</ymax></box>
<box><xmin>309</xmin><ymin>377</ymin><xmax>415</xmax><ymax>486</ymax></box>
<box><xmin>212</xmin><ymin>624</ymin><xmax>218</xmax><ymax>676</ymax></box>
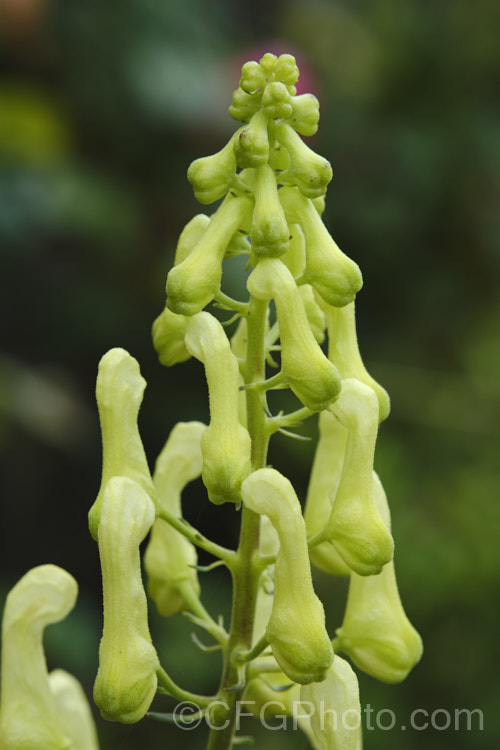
<box><xmin>299</xmin><ymin>285</ymin><xmax>326</xmax><ymax>344</ymax></box>
<box><xmin>326</xmin><ymin>379</ymin><xmax>394</xmax><ymax>575</ymax></box>
<box><xmin>241</xmin><ymin>468</ymin><xmax>333</xmax><ymax>684</ymax></box>
<box><xmin>251</xmin><ymin>163</ymin><xmax>290</xmax><ymax>258</ymax></box>
<box><xmin>233</xmin><ymin>109</ymin><xmax>269</xmax><ymax>169</ymax></box>
<box><xmin>185</xmin><ymin>312</ymin><xmax>251</xmax><ymax>504</ymax></box>
<box><xmin>304</xmin><ymin>410</ymin><xmax>350</xmax><ymax>576</ymax></box>
<box><xmin>335</xmin><ymin>473</ymin><xmax>423</xmax><ymax>683</ymax></box>
<box><xmin>300</xmin><ymin>656</ymin><xmax>362</xmax><ymax>750</ymax></box>
<box><xmin>152</xmin><ymin>306</ymin><xmax>190</xmax><ymax>367</ymax></box>
<box><xmin>49</xmin><ymin>669</ymin><xmax>100</xmax><ymax>750</ymax></box>
<box><xmin>279</xmin><ymin>186</ymin><xmax>363</xmax><ymax>307</ymax></box>
<box><xmin>0</xmin><ymin>564</ymin><xmax>78</xmax><ymax>750</ymax></box>
<box><xmin>166</xmin><ymin>194</ymin><xmax>253</xmax><ymax>316</ymax></box>
<box><xmin>324</xmin><ymin>301</ymin><xmax>390</xmax><ymax>422</ymax></box>
<box><xmin>144</xmin><ymin>421</ymin><xmax>205</xmax><ymax>617</ymax></box>
<box><xmin>94</xmin><ymin>477</ymin><xmax>159</xmax><ymax>723</ymax></box>
<box><xmin>247</xmin><ymin>259</ymin><xmax>341</xmax><ymax>411</ymax></box>
<box><xmin>277</xmin><ymin>123</ymin><xmax>332</xmax><ymax>199</ymax></box>
<box><xmin>187</xmin><ymin>133</ymin><xmax>240</xmax><ymax>204</ymax></box>
<box><xmin>174</xmin><ymin>214</ymin><xmax>211</xmax><ymax>265</ymax></box>
<box><xmin>282</xmin><ymin>223</ymin><xmax>306</xmax><ymax>277</ymax></box>
<box><xmin>88</xmin><ymin>348</ymin><xmax>156</xmax><ymax>541</ymax></box>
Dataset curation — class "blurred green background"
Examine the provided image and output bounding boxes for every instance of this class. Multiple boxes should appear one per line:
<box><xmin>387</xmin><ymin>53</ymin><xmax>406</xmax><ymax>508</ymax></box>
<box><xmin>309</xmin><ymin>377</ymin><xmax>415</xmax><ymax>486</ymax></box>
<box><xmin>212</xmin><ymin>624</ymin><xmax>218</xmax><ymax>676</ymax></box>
<box><xmin>1</xmin><ymin>0</ymin><xmax>499</xmax><ymax>748</ymax></box>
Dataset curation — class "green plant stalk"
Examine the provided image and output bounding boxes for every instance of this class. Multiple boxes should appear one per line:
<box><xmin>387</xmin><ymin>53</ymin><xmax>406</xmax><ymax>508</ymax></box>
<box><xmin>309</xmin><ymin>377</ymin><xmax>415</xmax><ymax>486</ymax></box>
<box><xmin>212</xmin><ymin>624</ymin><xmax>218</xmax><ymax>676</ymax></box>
<box><xmin>206</xmin><ymin>296</ymin><xmax>269</xmax><ymax>750</ymax></box>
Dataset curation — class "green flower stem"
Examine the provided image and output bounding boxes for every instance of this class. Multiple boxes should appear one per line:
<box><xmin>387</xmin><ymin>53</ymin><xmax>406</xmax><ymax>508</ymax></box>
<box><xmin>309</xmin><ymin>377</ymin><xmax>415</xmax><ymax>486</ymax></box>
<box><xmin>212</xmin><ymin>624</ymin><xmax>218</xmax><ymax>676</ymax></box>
<box><xmin>207</xmin><ymin>296</ymin><xmax>270</xmax><ymax>750</ymax></box>
<box><xmin>156</xmin><ymin>666</ymin><xmax>214</xmax><ymax>707</ymax></box>
<box><xmin>214</xmin><ymin>292</ymin><xmax>250</xmax><ymax>316</ymax></box>
<box><xmin>177</xmin><ymin>581</ymin><xmax>228</xmax><ymax>645</ymax></box>
<box><xmin>235</xmin><ymin>634</ymin><xmax>269</xmax><ymax>663</ymax></box>
<box><xmin>157</xmin><ymin>508</ymin><xmax>236</xmax><ymax>564</ymax></box>
<box><xmin>267</xmin><ymin>405</ymin><xmax>314</xmax><ymax>433</ymax></box>
<box><xmin>307</xmin><ymin>528</ymin><xmax>329</xmax><ymax>550</ymax></box>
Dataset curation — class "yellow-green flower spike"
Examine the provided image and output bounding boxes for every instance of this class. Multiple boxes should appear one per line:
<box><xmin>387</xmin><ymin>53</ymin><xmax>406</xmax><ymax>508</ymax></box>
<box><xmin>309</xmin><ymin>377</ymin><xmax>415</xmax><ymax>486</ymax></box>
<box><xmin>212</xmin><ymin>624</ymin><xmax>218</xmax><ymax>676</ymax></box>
<box><xmin>0</xmin><ymin>564</ymin><xmax>78</xmax><ymax>750</ymax></box>
<box><xmin>300</xmin><ymin>656</ymin><xmax>362</xmax><ymax>750</ymax></box>
<box><xmin>144</xmin><ymin>421</ymin><xmax>205</xmax><ymax>617</ymax></box>
<box><xmin>49</xmin><ymin>670</ymin><xmax>100</xmax><ymax>750</ymax></box>
<box><xmin>325</xmin><ymin>378</ymin><xmax>394</xmax><ymax>575</ymax></box>
<box><xmin>247</xmin><ymin>258</ymin><xmax>341</xmax><ymax>411</ymax></box>
<box><xmin>88</xmin><ymin>348</ymin><xmax>156</xmax><ymax>541</ymax></box>
<box><xmin>251</xmin><ymin>163</ymin><xmax>290</xmax><ymax>257</ymax></box>
<box><xmin>94</xmin><ymin>476</ymin><xmax>158</xmax><ymax>723</ymax></box>
<box><xmin>241</xmin><ymin>468</ymin><xmax>333</xmax><ymax>684</ymax></box>
<box><xmin>335</xmin><ymin>473</ymin><xmax>423</xmax><ymax>683</ymax></box>
<box><xmin>166</xmin><ymin>194</ymin><xmax>253</xmax><ymax>316</ymax></box>
<box><xmin>279</xmin><ymin>186</ymin><xmax>363</xmax><ymax>307</ymax></box>
<box><xmin>277</xmin><ymin>123</ymin><xmax>332</xmax><ymax>199</ymax></box>
<box><xmin>304</xmin><ymin>410</ymin><xmax>350</xmax><ymax>576</ymax></box>
<box><xmin>187</xmin><ymin>132</ymin><xmax>240</xmax><ymax>205</ymax></box>
<box><xmin>152</xmin><ymin>306</ymin><xmax>190</xmax><ymax>367</ymax></box>
<box><xmin>324</xmin><ymin>300</ymin><xmax>391</xmax><ymax>422</ymax></box>
<box><xmin>287</xmin><ymin>93</ymin><xmax>320</xmax><ymax>137</ymax></box>
<box><xmin>185</xmin><ymin>312</ymin><xmax>251</xmax><ymax>504</ymax></box>
<box><xmin>174</xmin><ymin>213</ymin><xmax>211</xmax><ymax>265</ymax></box>
<box><xmin>233</xmin><ymin>109</ymin><xmax>269</xmax><ymax>169</ymax></box>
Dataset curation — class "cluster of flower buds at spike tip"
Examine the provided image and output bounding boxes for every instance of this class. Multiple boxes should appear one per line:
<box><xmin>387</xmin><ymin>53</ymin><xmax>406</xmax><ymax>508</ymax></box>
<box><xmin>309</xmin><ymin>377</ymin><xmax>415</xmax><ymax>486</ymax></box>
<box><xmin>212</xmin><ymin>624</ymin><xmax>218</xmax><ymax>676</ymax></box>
<box><xmin>247</xmin><ymin>258</ymin><xmax>341</xmax><ymax>411</ymax></box>
<box><xmin>0</xmin><ymin>564</ymin><xmax>93</xmax><ymax>750</ymax></box>
<box><xmin>144</xmin><ymin>421</ymin><xmax>206</xmax><ymax>617</ymax></box>
<box><xmin>93</xmin><ymin>476</ymin><xmax>158</xmax><ymax>723</ymax></box>
<box><xmin>325</xmin><ymin>378</ymin><xmax>394</xmax><ymax>575</ymax></box>
<box><xmin>165</xmin><ymin>194</ymin><xmax>253</xmax><ymax>316</ymax></box>
<box><xmin>300</xmin><ymin>656</ymin><xmax>362</xmax><ymax>750</ymax></box>
<box><xmin>185</xmin><ymin>312</ymin><xmax>251</xmax><ymax>504</ymax></box>
<box><xmin>88</xmin><ymin>347</ymin><xmax>156</xmax><ymax>541</ymax></box>
<box><xmin>241</xmin><ymin>468</ymin><xmax>334</xmax><ymax>684</ymax></box>
<box><xmin>334</xmin><ymin>473</ymin><xmax>423</xmax><ymax>683</ymax></box>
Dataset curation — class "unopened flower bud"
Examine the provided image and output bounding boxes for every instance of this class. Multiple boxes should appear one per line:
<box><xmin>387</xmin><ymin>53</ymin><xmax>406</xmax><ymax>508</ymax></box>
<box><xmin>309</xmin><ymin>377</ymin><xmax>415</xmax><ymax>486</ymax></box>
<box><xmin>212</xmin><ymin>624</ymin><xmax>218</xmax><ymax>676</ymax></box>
<box><xmin>94</xmin><ymin>477</ymin><xmax>158</xmax><ymax>723</ymax></box>
<box><xmin>335</xmin><ymin>473</ymin><xmax>423</xmax><ymax>683</ymax></box>
<box><xmin>229</xmin><ymin>87</ymin><xmax>260</xmax><ymax>122</ymax></box>
<box><xmin>304</xmin><ymin>410</ymin><xmax>350</xmax><ymax>576</ymax></box>
<box><xmin>166</xmin><ymin>194</ymin><xmax>253</xmax><ymax>316</ymax></box>
<box><xmin>300</xmin><ymin>656</ymin><xmax>362</xmax><ymax>750</ymax></box>
<box><xmin>185</xmin><ymin>312</ymin><xmax>251</xmax><ymax>504</ymax></box>
<box><xmin>187</xmin><ymin>133</ymin><xmax>239</xmax><ymax>205</ymax></box>
<box><xmin>274</xmin><ymin>54</ymin><xmax>300</xmax><ymax>88</ymax></box>
<box><xmin>240</xmin><ymin>60</ymin><xmax>266</xmax><ymax>94</ymax></box>
<box><xmin>262</xmin><ymin>81</ymin><xmax>293</xmax><ymax>120</ymax></box>
<box><xmin>259</xmin><ymin>52</ymin><xmax>278</xmax><ymax>73</ymax></box>
<box><xmin>280</xmin><ymin>186</ymin><xmax>363</xmax><ymax>307</ymax></box>
<box><xmin>0</xmin><ymin>565</ymin><xmax>78</xmax><ymax>750</ymax></box>
<box><xmin>233</xmin><ymin>109</ymin><xmax>269</xmax><ymax>169</ymax></box>
<box><xmin>49</xmin><ymin>670</ymin><xmax>100</xmax><ymax>750</ymax></box>
<box><xmin>247</xmin><ymin>259</ymin><xmax>341</xmax><ymax>411</ymax></box>
<box><xmin>288</xmin><ymin>93</ymin><xmax>320</xmax><ymax>137</ymax></box>
<box><xmin>325</xmin><ymin>379</ymin><xmax>394</xmax><ymax>575</ymax></box>
<box><xmin>277</xmin><ymin>123</ymin><xmax>332</xmax><ymax>198</ymax></box>
<box><xmin>152</xmin><ymin>307</ymin><xmax>190</xmax><ymax>367</ymax></box>
<box><xmin>144</xmin><ymin>421</ymin><xmax>205</xmax><ymax>617</ymax></box>
<box><xmin>241</xmin><ymin>468</ymin><xmax>334</xmax><ymax>684</ymax></box>
<box><xmin>324</xmin><ymin>301</ymin><xmax>390</xmax><ymax>422</ymax></box>
<box><xmin>251</xmin><ymin>164</ymin><xmax>290</xmax><ymax>257</ymax></box>
<box><xmin>88</xmin><ymin>348</ymin><xmax>156</xmax><ymax>541</ymax></box>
